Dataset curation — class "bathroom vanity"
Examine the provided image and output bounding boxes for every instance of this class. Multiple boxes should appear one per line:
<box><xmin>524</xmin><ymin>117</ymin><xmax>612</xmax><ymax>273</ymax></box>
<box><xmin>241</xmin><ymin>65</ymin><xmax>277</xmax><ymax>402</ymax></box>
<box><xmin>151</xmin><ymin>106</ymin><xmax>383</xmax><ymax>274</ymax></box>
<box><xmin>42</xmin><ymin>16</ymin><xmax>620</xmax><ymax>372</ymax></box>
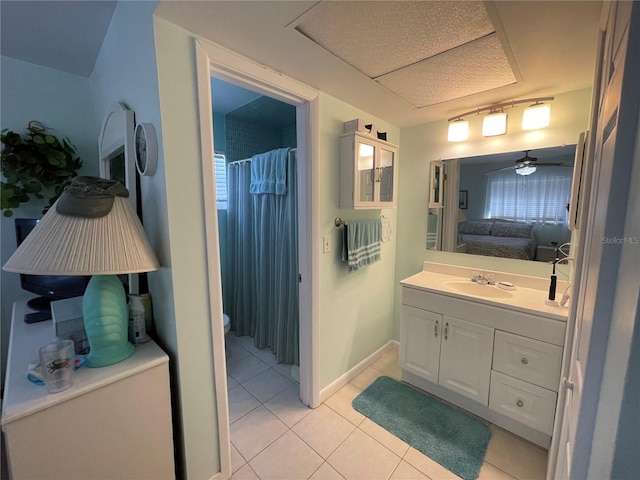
<box><xmin>400</xmin><ymin>263</ymin><xmax>568</xmax><ymax>448</ymax></box>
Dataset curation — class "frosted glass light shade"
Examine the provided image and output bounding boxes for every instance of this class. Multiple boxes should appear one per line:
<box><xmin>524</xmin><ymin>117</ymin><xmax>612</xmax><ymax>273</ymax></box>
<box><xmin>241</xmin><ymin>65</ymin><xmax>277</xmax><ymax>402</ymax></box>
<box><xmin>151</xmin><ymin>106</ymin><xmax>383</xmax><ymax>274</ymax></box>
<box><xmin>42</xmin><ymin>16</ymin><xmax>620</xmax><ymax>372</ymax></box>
<box><xmin>482</xmin><ymin>112</ymin><xmax>507</xmax><ymax>136</ymax></box>
<box><xmin>522</xmin><ymin>103</ymin><xmax>551</xmax><ymax>130</ymax></box>
<box><xmin>516</xmin><ymin>165</ymin><xmax>537</xmax><ymax>176</ymax></box>
<box><xmin>448</xmin><ymin>119</ymin><xmax>469</xmax><ymax>142</ymax></box>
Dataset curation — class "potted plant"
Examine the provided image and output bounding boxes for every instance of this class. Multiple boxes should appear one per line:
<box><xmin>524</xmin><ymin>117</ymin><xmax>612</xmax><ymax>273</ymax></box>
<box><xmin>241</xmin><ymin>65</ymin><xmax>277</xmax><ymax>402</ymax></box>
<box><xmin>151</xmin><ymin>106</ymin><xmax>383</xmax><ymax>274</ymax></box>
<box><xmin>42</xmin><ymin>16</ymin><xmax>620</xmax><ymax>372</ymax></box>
<box><xmin>1</xmin><ymin>121</ymin><xmax>83</xmax><ymax>217</ymax></box>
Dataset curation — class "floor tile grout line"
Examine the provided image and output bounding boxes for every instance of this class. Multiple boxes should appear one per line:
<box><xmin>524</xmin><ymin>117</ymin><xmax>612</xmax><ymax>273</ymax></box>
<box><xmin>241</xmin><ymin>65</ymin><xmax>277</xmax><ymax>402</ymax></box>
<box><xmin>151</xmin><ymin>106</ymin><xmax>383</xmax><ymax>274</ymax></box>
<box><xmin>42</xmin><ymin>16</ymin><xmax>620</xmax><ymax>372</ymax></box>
<box><xmin>229</xmin><ymin>347</ymin><xmax>539</xmax><ymax>480</ymax></box>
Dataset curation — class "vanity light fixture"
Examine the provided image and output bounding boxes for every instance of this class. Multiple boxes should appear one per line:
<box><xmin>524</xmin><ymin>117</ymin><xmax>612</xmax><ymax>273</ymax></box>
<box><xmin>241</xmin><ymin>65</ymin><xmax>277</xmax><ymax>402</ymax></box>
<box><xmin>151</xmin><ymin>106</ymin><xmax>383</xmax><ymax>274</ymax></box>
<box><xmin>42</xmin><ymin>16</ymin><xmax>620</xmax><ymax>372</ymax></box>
<box><xmin>447</xmin><ymin>96</ymin><xmax>554</xmax><ymax>142</ymax></box>
<box><xmin>447</xmin><ymin>118</ymin><xmax>469</xmax><ymax>142</ymax></box>
<box><xmin>522</xmin><ymin>102</ymin><xmax>551</xmax><ymax>130</ymax></box>
<box><xmin>482</xmin><ymin>111</ymin><xmax>507</xmax><ymax>137</ymax></box>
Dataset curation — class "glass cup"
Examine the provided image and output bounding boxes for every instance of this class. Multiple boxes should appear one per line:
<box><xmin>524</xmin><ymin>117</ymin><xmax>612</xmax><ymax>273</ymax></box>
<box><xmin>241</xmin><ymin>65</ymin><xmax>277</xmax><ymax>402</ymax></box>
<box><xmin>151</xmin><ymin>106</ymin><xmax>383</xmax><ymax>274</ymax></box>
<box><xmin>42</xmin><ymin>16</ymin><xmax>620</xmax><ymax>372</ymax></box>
<box><xmin>39</xmin><ymin>340</ymin><xmax>75</xmax><ymax>394</ymax></box>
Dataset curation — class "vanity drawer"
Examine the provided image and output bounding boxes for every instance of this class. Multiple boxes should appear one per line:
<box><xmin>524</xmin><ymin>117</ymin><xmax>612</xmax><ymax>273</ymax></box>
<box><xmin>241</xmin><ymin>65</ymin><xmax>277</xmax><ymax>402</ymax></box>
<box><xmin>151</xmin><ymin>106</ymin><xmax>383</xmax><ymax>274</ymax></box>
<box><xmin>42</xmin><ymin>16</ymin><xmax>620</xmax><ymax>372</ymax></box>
<box><xmin>489</xmin><ymin>371</ymin><xmax>557</xmax><ymax>435</ymax></box>
<box><xmin>493</xmin><ymin>331</ymin><xmax>563</xmax><ymax>391</ymax></box>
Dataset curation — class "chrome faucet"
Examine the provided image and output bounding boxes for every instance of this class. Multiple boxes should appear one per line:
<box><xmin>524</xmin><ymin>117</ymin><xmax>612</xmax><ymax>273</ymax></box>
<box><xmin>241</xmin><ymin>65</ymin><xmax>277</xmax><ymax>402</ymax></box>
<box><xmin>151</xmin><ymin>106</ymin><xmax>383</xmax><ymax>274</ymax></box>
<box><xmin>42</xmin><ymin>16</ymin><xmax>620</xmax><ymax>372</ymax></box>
<box><xmin>471</xmin><ymin>272</ymin><xmax>495</xmax><ymax>285</ymax></box>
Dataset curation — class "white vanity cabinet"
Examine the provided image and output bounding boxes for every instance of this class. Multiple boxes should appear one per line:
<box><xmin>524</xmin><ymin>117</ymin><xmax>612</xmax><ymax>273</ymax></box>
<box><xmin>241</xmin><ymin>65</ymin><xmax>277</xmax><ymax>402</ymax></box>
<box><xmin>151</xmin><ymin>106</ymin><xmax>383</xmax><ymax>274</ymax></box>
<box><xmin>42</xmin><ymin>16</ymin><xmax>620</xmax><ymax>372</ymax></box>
<box><xmin>400</xmin><ymin>282</ymin><xmax>566</xmax><ymax>448</ymax></box>
<box><xmin>339</xmin><ymin>132</ymin><xmax>398</xmax><ymax>209</ymax></box>
<box><xmin>400</xmin><ymin>306</ymin><xmax>493</xmax><ymax>404</ymax></box>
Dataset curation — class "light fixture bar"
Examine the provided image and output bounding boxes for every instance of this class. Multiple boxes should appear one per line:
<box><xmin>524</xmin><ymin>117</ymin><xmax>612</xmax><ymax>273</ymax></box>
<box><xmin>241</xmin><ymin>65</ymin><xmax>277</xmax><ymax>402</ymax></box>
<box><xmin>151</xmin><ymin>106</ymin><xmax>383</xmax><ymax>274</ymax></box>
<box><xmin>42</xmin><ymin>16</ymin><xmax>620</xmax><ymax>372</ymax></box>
<box><xmin>447</xmin><ymin>97</ymin><xmax>554</xmax><ymax>122</ymax></box>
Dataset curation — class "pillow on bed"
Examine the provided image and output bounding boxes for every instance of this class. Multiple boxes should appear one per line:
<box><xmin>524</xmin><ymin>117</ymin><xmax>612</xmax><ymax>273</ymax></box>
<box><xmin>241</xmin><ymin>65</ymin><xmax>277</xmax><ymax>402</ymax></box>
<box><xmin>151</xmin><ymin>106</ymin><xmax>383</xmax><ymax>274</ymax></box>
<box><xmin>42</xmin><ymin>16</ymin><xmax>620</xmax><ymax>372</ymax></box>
<box><xmin>492</xmin><ymin>221</ymin><xmax>534</xmax><ymax>238</ymax></box>
<box><xmin>458</xmin><ymin>221</ymin><xmax>493</xmax><ymax>235</ymax></box>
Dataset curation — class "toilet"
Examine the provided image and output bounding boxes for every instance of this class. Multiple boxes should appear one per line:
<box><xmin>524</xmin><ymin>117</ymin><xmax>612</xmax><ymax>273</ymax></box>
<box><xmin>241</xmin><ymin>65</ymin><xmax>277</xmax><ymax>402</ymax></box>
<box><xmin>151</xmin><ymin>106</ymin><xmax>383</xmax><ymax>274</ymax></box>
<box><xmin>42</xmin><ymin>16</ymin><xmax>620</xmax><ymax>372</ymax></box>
<box><xmin>223</xmin><ymin>314</ymin><xmax>231</xmax><ymax>335</ymax></box>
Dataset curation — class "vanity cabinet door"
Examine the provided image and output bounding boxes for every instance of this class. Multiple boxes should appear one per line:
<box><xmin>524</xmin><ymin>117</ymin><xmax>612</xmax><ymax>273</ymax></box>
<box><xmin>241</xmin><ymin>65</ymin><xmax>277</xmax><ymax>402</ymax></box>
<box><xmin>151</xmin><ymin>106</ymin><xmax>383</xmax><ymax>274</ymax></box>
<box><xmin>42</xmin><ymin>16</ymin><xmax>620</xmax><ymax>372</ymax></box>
<box><xmin>439</xmin><ymin>316</ymin><xmax>494</xmax><ymax>405</ymax></box>
<box><xmin>399</xmin><ymin>306</ymin><xmax>442</xmax><ymax>383</ymax></box>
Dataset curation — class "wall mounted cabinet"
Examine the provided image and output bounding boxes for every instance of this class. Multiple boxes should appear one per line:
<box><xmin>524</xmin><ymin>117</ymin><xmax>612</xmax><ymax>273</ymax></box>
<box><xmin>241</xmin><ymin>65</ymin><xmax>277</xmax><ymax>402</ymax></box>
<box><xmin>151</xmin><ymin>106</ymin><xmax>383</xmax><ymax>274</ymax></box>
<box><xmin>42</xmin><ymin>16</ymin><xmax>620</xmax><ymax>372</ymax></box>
<box><xmin>339</xmin><ymin>133</ymin><xmax>398</xmax><ymax>209</ymax></box>
<box><xmin>428</xmin><ymin>160</ymin><xmax>444</xmax><ymax>207</ymax></box>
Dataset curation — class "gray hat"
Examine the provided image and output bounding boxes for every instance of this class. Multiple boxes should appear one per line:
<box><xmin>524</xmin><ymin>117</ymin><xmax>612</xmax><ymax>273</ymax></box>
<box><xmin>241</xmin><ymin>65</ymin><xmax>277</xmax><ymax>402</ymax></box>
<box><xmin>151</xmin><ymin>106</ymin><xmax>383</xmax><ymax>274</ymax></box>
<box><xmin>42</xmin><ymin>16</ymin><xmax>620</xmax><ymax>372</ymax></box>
<box><xmin>56</xmin><ymin>176</ymin><xmax>130</xmax><ymax>218</ymax></box>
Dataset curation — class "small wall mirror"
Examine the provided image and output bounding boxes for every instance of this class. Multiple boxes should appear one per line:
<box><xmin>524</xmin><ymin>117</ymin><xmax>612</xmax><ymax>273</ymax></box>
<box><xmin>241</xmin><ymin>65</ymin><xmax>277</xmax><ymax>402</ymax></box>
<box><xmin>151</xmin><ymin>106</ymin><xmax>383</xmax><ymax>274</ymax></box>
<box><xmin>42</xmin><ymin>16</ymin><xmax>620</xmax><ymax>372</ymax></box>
<box><xmin>98</xmin><ymin>102</ymin><xmax>137</xmax><ymax>211</ymax></box>
<box><xmin>98</xmin><ymin>102</ymin><xmax>139</xmax><ymax>292</ymax></box>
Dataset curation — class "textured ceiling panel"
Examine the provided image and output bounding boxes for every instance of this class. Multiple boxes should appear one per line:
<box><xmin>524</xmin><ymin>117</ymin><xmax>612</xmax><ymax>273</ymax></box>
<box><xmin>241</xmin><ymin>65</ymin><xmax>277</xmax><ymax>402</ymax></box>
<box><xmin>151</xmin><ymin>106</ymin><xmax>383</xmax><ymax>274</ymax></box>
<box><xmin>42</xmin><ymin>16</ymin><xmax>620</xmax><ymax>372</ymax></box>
<box><xmin>377</xmin><ymin>34</ymin><xmax>516</xmax><ymax>108</ymax></box>
<box><xmin>296</xmin><ymin>1</ymin><xmax>494</xmax><ymax>78</ymax></box>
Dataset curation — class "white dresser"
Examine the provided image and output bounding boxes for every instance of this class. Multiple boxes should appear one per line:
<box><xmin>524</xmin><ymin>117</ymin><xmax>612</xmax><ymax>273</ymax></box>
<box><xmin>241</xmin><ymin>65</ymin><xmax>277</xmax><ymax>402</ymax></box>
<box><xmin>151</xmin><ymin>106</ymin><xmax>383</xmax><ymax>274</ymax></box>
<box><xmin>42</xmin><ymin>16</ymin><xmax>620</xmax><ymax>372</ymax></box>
<box><xmin>2</xmin><ymin>301</ymin><xmax>175</xmax><ymax>480</ymax></box>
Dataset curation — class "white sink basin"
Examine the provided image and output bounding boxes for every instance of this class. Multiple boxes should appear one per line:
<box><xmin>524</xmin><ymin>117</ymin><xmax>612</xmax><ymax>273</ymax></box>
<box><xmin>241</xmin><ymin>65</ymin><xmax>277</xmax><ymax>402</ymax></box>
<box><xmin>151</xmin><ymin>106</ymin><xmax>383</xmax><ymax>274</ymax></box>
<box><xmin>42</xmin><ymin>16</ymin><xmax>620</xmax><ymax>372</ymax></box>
<box><xmin>440</xmin><ymin>280</ymin><xmax>514</xmax><ymax>299</ymax></box>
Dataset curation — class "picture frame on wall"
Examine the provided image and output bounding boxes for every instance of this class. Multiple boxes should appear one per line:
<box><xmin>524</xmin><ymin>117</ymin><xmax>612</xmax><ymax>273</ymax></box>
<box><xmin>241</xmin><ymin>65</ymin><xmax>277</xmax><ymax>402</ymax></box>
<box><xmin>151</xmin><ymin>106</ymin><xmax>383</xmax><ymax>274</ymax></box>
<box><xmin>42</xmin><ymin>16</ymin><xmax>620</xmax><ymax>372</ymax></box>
<box><xmin>459</xmin><ymin>190</ymin><xmax>468</xmax><ymax>209</ymax></box>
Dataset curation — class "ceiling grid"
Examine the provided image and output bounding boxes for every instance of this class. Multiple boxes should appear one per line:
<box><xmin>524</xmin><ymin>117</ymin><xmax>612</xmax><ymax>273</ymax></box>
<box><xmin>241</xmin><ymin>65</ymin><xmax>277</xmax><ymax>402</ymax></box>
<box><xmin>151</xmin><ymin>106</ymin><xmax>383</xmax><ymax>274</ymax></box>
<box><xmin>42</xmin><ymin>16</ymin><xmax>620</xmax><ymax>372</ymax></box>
<box><xmin>295</xmin><ymin>0</ymin><xmax>517</xmax><ymax>109</ymax></box>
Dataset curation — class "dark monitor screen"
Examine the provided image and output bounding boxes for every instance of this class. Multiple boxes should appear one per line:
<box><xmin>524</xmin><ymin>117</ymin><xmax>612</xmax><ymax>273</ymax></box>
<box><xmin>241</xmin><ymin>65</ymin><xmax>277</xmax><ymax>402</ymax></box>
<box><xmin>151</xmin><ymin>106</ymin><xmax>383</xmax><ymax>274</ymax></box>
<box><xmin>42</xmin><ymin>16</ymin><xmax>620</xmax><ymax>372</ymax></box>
<box><xmin>14</xmin><ymin>218</ymin><xmax>91</xmax><ymax>312</ymax></box>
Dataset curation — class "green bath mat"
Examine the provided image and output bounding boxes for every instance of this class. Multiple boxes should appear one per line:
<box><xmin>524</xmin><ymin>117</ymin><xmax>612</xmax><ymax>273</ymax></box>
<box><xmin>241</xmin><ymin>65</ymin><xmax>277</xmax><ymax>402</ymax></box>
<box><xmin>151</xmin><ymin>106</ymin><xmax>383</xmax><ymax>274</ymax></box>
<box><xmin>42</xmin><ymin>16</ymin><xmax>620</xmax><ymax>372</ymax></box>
<box><xmin>352</xmin><ymin>376</ymin><xmax>491</xmax><ymax>480</ymax></box>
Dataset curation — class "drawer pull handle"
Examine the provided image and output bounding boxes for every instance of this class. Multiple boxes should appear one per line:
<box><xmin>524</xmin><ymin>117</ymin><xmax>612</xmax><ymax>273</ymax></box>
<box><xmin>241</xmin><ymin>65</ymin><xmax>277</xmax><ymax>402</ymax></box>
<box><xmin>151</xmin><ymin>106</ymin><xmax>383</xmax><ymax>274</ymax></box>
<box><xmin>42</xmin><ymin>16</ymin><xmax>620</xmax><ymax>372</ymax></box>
<box><xmin>434</xmin><ymin>320</ymin><xmax>439</xmax><ymax>338</ymax></box>
<box><xmin>521</xmin><ymin>357</ymin><xmax>529</xmax><ymax>365</ymax></box>
<box><xmin>516</xmin><ymin>400</ymin><xmax>524</xmax><ymax>408</ymax></box>
<box><xmin>444</xmin><ymin>322</ymin><xmax>449</xmax><ymax>341</ymax></box>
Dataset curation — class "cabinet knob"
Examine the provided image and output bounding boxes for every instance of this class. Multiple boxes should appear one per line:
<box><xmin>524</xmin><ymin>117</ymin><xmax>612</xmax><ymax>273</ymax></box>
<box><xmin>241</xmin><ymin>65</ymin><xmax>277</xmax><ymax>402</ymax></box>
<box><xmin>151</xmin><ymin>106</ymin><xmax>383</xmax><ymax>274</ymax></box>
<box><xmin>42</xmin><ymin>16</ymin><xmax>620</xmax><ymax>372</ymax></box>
<box><xmin>516</xmin><ymin>400</ymin><xmax>524</xmax><ymax>408</ymax></box>
<box><xmin>444</xmin><ymin>322</ymin><xmax>449</xmax><ymax>341</ymax></box>
<box><xmin>434</xmin><ymin>320</ymin><xmax>438</xmax><ymax>338</ymax></box>
<box><xmin>521</xmin><ymin>357</ymin><xmax>529</xmax><ymax>365</ymax></box>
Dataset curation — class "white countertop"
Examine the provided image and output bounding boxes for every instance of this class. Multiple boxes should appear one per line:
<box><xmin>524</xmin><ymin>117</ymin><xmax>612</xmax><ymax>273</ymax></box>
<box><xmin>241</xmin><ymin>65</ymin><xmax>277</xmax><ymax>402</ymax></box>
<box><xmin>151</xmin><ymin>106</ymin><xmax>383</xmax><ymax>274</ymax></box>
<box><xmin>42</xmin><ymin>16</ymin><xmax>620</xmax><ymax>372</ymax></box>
<box><xmin>2</xmin><ymin>301</ymin><xmax>169</xmax><ymax>426</ymax></box>
<box><xmin>401</xmin><ymin>262</ymin><xmax>569</xmax><ymax>321</ymax></box>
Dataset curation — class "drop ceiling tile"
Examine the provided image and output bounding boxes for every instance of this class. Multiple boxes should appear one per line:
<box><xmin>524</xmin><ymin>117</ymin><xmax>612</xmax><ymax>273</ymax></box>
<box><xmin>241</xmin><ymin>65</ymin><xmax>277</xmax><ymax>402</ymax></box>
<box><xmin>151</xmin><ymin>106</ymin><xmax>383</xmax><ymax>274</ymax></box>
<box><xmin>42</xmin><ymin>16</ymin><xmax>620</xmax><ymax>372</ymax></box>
<box><xmin>296</xmin><ymin>1</ymin><xmax>494</xmax><ymax>78</ymax></box>
<box><xmin>376</xmin><ymin>34</ymin><xmax>516</xmax><ymax>108</ymax></box>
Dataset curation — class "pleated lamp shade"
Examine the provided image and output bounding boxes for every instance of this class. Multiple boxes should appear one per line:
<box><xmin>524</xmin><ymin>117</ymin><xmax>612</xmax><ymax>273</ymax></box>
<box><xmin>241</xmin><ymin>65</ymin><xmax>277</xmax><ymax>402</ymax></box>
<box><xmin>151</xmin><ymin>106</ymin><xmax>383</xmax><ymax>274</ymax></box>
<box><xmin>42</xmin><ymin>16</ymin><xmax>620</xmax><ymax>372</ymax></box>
<box><xmin>3</xmin><ymin>196</ymin><xmax>159</xmax><ymax>275</ymax></box>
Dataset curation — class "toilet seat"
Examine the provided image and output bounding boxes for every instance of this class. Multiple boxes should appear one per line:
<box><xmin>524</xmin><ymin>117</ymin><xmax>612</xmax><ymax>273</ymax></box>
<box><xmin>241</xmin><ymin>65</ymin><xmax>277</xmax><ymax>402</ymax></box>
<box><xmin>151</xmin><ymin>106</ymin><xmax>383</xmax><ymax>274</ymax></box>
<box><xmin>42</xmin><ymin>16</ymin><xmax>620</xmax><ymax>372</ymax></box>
<box><xmin>223</xmin><ymin>314</ymin><xmax>230</xmax><ymax>334</ymax></box>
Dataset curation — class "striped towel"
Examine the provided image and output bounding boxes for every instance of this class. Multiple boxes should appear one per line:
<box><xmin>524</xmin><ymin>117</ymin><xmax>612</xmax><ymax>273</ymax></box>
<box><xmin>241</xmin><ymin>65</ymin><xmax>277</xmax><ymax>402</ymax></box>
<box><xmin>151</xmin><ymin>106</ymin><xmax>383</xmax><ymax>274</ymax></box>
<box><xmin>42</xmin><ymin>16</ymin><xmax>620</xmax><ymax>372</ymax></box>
<box><xmin>341</xmin><ymin>220</ymin><xmax>382</xmax><ymax>272</ymax></box>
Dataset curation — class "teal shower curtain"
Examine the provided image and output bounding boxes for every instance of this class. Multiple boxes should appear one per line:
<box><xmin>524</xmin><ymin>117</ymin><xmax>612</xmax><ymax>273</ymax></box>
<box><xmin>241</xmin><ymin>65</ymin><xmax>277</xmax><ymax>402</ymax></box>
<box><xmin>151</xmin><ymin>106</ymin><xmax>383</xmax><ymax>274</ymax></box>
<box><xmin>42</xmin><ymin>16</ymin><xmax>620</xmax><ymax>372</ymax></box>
<box><xmin>224</xmin><ymin>150</ymin><xmax>299</xmax><ymax>365</ymax></box>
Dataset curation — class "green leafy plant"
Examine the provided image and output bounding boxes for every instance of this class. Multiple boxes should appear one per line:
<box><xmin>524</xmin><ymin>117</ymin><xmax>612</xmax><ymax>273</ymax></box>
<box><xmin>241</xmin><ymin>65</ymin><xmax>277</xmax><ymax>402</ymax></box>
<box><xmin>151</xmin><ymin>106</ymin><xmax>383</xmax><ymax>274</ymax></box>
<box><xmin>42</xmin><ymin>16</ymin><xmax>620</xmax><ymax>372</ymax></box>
<box><xmin>1</xmin><ymin>121</ymin><xmax>83</xmax><ymax>217</ymax></box>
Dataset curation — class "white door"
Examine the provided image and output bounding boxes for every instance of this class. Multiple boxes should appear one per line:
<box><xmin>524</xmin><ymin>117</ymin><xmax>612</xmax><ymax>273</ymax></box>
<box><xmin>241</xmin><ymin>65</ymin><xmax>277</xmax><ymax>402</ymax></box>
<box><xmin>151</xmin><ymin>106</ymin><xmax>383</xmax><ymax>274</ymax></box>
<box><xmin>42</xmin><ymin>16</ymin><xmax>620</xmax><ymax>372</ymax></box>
<box><xmin>439</xmin><ymin>316</ymin><xmax>494</xmax><ymax>404</ymax></box>
<box><xmin>399</xmin><ymin>305</ymin><xmax>442</xmax><ymax>382</ymax></box>
<box><xmin>552</xmin><ymin>3</ymin><xmax>639</xmax><ymax>479</ymax></box>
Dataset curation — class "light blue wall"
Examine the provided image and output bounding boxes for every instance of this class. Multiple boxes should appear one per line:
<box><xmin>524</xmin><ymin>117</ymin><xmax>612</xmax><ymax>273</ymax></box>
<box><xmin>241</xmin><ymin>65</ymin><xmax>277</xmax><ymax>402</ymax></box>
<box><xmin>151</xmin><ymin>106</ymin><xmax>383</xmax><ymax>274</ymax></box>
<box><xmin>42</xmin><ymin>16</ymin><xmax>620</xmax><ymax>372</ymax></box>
<box><xmin>0</xmin><ymin>55</ymin><xmax>99</xmax><ymax>389</ymax></box>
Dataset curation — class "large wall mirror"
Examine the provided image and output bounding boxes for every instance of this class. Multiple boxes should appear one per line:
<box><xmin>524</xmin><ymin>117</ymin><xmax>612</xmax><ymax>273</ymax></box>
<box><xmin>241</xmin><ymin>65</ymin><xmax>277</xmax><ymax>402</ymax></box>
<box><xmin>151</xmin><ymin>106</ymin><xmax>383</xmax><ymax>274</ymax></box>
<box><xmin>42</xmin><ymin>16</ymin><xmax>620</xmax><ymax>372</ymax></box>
<box><xmin>427</xmin><ymin>142</ymin><xmax>585</xmax><ymax>263</ymax></box>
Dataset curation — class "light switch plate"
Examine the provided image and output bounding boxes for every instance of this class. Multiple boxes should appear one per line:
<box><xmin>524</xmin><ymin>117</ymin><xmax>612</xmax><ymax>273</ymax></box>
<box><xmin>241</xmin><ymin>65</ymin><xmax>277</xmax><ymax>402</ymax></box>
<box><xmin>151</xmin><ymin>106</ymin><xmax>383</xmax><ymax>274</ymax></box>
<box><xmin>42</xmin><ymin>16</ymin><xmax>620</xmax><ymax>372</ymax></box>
<box><xmin>323</xmin><ymin>235</ymin><xmax>331</xmax><ymax>253</ymax></box>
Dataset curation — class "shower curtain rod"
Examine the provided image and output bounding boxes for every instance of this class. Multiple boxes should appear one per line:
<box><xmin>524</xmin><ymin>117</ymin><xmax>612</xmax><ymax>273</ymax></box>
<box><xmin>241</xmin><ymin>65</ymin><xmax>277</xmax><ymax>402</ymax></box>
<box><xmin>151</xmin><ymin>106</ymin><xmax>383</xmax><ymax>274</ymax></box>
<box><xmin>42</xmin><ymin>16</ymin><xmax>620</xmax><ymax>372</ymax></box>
<box><xmin>228</xmin><ymin>148</ymin><xmax>298</xmax><ymax>165</ymax></box>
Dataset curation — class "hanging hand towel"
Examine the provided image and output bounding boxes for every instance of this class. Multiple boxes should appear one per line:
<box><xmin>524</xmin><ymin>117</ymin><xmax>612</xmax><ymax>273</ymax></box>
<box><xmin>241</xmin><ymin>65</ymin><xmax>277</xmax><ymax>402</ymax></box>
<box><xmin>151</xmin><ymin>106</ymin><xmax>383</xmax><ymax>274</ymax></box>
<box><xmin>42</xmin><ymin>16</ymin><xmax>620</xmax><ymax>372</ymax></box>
<box><xmin>341</xmin><ymin>219</ymin><xmax>382</xmax><ymax>272</ymax></box>
<box><xmin>250</xmin><ymin>147</ymin><xmax>290</xmax><ymax>195</ymax></box>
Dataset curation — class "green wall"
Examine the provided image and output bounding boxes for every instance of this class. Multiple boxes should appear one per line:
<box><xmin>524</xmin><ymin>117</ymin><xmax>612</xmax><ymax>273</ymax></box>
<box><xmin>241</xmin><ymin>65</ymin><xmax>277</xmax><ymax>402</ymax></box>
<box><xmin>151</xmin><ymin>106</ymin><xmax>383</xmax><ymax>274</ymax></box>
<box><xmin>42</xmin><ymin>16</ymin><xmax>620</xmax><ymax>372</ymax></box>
<box><xmin>317</xmin><ymin>94</ymin><xmax>399</xmax><ymax>389</ymax></box>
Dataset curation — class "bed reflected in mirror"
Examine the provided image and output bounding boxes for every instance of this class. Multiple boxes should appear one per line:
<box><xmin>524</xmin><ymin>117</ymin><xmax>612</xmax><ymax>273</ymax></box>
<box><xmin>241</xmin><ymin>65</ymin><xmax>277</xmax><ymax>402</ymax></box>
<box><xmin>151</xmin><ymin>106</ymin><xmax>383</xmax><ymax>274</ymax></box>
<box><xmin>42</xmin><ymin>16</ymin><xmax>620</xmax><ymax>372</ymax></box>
<box><xmin>427</xmin><ymin>145</ymin><xmax>577</xmax><ymax>263</ymax></box>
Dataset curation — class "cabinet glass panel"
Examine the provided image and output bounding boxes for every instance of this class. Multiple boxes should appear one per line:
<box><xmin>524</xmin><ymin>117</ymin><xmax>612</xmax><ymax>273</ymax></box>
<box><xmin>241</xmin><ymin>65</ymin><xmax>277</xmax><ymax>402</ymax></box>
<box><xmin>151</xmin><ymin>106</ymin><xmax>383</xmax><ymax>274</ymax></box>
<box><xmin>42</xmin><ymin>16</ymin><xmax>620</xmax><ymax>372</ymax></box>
<box><xmin>357</xmin><ymin>142</ymin><xmax>375</xmax><ymax>202</ymax></box>
<box><xmin>379</xmin><ymin>148</ymin><xmax>395</xmax><ymax>202</ymax></box>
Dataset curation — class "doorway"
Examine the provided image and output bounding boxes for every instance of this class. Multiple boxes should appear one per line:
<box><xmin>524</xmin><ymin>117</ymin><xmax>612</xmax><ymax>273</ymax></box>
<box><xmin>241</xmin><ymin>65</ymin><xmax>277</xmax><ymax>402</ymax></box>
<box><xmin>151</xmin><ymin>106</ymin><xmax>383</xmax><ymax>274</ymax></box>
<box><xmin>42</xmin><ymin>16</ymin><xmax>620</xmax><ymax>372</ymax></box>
<box><xmin>195</xmin><ymin>40</ymin><xmax>320</xmax><ymax>480</ymax></box>
<box><xmin>210</xmin><ymin>76</ymin><xmax>301</xmax><ymax>379</ymax></box>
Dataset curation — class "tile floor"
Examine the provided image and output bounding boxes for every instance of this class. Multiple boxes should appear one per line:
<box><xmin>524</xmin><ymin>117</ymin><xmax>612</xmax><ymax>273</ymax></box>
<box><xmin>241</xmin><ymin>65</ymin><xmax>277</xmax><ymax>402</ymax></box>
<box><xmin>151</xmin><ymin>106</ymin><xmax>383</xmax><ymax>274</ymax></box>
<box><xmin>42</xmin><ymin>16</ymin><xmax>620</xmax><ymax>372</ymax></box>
<box><xmin>226</xmin><ymin>336</ymin><xmax>548</xmax><ymax>480</ymax></box>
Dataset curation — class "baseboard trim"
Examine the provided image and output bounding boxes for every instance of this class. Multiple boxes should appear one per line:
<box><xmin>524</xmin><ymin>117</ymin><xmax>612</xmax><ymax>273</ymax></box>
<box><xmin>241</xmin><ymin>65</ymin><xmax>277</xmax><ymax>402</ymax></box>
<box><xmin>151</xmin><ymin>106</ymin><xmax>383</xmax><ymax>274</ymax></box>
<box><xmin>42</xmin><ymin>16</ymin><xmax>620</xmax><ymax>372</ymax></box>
<box><xmin>319</xmin><ymin>340</ymin><xmax>397</xmax><ymax>404</ymax></box>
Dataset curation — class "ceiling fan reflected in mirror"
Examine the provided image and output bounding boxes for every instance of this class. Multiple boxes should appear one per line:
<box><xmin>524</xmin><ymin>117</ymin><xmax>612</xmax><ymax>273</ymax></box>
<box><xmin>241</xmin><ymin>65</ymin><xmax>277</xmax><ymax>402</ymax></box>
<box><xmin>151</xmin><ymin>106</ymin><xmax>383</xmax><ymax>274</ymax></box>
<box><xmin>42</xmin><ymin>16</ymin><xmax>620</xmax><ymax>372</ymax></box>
<box><xmin>515</xmin><ymin>150</ymin><xmax>538</xmax><ymax>175</ymax></box>
<box><xmin>490</xmin><ymin>150</ymin><xmax>571</xmax><ymax>176</ymax></box>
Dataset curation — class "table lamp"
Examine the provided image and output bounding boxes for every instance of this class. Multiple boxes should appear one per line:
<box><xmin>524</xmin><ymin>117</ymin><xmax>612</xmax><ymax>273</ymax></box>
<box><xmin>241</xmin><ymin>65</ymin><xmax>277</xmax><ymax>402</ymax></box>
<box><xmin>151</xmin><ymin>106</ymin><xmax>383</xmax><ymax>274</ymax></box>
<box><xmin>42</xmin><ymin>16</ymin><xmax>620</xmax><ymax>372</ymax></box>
<box><xmin>3</xmin><ymin>177</ymin><xmax>160</xmax><ymax>367</ymax></box>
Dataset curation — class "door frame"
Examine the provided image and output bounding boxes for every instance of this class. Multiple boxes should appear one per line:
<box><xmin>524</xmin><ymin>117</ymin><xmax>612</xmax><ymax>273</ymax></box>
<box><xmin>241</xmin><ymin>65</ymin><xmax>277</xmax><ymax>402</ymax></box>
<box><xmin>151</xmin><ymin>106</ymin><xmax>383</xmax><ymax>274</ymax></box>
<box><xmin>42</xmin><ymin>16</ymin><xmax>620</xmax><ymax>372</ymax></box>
<box><xmin>195</xmin><ymin>39</ymin><xmax>320</xmax><ymax>480</ymax></box>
